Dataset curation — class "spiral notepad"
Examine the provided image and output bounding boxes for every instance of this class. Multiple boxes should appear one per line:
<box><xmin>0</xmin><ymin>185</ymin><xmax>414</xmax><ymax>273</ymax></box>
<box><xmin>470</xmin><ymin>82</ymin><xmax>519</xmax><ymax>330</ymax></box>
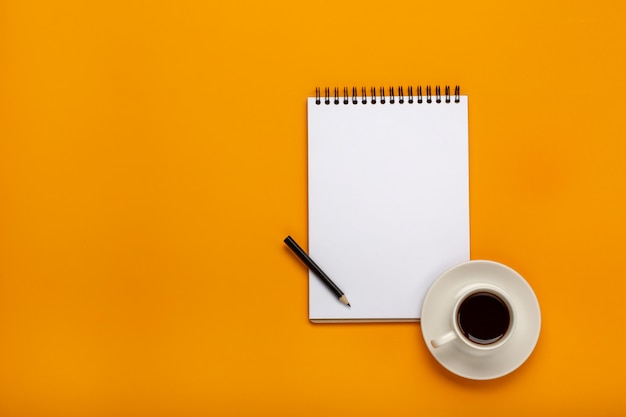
<box><xmin>307</xmin><ymin>86</ymin><xmax>469</xmax><ymax>322</ymax></box>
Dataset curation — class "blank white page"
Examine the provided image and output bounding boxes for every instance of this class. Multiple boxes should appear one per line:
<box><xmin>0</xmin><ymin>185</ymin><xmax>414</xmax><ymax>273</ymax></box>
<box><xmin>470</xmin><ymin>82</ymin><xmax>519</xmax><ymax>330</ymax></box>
<box><xmin>307</xmin><ymin>93</ymin><xmax>469</xmax><ymax>322</ymax></box>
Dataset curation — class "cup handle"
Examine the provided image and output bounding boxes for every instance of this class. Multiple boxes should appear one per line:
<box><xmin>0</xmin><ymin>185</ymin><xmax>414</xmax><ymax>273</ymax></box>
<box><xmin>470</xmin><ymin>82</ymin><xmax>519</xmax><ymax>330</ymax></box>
<box><xmin>431</xmin><ymin>330</ymin><xmax>457</xmax><ymax>348</ymax></box>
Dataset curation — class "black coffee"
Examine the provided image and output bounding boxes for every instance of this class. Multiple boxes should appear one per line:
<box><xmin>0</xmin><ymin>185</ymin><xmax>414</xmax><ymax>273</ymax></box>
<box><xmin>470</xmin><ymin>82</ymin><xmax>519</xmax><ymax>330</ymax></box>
<box><xmin>457</xmin><ymin>292</ymin><xmax>510</xmax><ymax>345</ymax></box>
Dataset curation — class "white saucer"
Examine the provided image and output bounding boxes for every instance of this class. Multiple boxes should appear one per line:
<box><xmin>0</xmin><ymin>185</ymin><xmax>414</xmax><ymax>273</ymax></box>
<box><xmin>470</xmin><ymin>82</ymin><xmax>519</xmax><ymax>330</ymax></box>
<box><xmin>421</xmin><ymin>260</ymin><xmax>541</xmax><ymax>380</ymax></box>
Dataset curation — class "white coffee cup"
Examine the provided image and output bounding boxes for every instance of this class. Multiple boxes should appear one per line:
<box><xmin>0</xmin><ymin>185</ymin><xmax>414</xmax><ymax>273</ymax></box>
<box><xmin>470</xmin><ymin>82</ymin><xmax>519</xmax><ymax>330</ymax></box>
<box><xmin>430</xmin><ymin>283</ymin><xmax>516</xmax><ymax>353</ymax></box>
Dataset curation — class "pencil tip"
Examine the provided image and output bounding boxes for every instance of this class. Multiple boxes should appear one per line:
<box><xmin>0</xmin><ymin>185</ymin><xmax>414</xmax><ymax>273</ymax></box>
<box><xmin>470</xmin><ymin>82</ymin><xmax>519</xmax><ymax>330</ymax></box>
<box><xmin>339</xmin><ymin>295</ymin><xmax>351</xmax><ymax>307</ymax></box>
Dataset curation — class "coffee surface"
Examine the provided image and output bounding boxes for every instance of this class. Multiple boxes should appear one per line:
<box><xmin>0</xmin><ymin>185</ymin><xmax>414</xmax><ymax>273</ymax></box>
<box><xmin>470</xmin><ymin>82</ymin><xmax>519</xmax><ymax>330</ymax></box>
<box><xmin>457</xmin><ymin>292</ymin><xmax>510</xmax><ymax>345</ymax></box>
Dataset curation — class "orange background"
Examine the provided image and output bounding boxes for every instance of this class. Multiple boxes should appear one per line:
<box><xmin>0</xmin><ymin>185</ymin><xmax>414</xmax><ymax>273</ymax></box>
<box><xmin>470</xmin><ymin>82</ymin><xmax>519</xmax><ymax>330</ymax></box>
<box><xmin>1</xmin><ymin>0</ymin><xmax>625</xmax><ymax>416</ymax></box>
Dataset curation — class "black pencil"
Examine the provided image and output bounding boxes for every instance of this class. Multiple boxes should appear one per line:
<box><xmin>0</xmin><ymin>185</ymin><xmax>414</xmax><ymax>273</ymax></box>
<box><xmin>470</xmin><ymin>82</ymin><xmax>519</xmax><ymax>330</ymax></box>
<box><xmin>284</xmin><ymin>235</ymin><xmax>350</xmax><ymax>307</ymax></box>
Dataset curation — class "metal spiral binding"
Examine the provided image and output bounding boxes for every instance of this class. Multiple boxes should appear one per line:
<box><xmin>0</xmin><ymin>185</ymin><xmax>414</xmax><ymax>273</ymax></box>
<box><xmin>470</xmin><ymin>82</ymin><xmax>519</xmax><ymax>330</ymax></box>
<box><xmin>315</xmin><ymin>86</ymin><xmax>461</xmax><ymax>105</ymax></box>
